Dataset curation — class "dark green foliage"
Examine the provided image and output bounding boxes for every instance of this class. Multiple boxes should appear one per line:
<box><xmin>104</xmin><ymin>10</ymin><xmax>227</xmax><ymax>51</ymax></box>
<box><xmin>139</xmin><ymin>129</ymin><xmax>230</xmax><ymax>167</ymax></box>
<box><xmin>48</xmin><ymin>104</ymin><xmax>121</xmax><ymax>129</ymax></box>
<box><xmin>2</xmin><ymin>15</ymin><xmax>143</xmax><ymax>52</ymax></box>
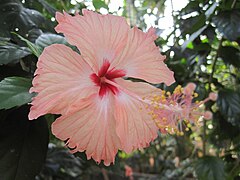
<box><xmin>37</xmin><ymin>146</ymin><xmax>83</xmax><ymax>179</ymax></box>
<box><xmin>0</xmin><ymin>77</ymin><xmax>33</xmax><ymax>110</ymax></box>
<box><xmin>218</xmin><ymin>89</ymin><xmax>240</xmax><ymax>118</ymax></box>
<box><xmin>35</xmin><ymin>33</ymin><xmax>67</xmax><ymax>50</ymax></box>
<box><xmin>219</xmin><ymin>46</ymin><xmax>240</xmax><ymax>68</ymax></box>
<box><xmin>0</xmin><ymin>4</ymin><xmax>68</xmax><ymax>174</ymax></box>
<box><xmin>0</xmin><ymin>106</ymin><xmax>49</xmax><ymax>180</ymax></box>
<box><xmin>217</xmin><ymin>89</ymin><xmax>240</xmax><ymax>126</ymax></box>
<box><xmin>0</xmin><ymin>38</ymin><xmax>31</xmax><ymax>65</ymax></box>
<box><xmin>195</xmin><ymin>156</ymin><xmax>226</xmax><ymax>180</ymax></box>
<box><xmin>210</xmin><ymin>112</ymin><xmax>240</xmax><ymax>148</ymax></box>
<box><xmin>13</xmin><ymin>33</ymin><xmax>42</xmax><ymax>57</ymax></box>
<box><xmin>181</xmin><ymin>25</ymin><xmax>208</xmax><ymax>50</ymax></box>
<box><xmin>213</xmin><ymin>10</ymin><xmax>240</xmax><ymax>41</ymax></box>
<box><xmin>35</xmin><ymin>33</ymin><xmax>78</xmax><ymax>52</ymax></box>
<box><xmin>0</xmin><ymin>0</ymin><xmax>53</xmax><ymax>39</ymax></box>
<box><xmin>36</xmin><ymin>0</ymin><xmax>57</xmax><ymax>16</ymax></box>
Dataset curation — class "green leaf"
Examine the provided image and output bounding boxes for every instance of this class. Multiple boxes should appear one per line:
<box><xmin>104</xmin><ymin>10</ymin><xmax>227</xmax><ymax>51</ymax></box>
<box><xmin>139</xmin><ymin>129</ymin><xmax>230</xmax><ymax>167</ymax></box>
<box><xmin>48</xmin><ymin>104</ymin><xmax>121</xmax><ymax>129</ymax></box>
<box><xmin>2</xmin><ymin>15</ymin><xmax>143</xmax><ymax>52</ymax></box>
<box><xmin>195</xmin><ymin>156</ymin><xmax>226</xmax><ymax>180</ymax></box>
<box><xmin>92</xmin><ymin>0</ymin><xmax>108</xmax><ymax>10</ymax></box>
<box><xmin>0</xmin><ymin>39</ymin><xmax>31</xmax><ymax>65</ymax></box>
<box><xmin>213</xmin><ymin>10</ymin><xmax>240</xmax><ymax>41</ymax></box>
<box><xmin>35</xmin><ymin>33</ymin><xmax>67</xmax><ymax>50</ymax></box>
<box><xmin>210</xmin><ymin>111</ymin><xmax>240</xmax><ymax>148</ymax></box>
<box><xmin>36</xmin><ymin>0</ymin><xmax>57</xmax><ymax>16</ymax></box>
<box><xmin>217</xmin><ymin>89</ymin><xmax>240</xmax><ymax>126</ymax></box>
<box><xmin>180</xmin><ymin>1</ymin><xmax>201</xmax><ymax>15</ymax></box>
<box><xmin>217</xmin><ymin>89</ymin><xmax>240</xmax><ymax>117</ymax></box>
<box><xmin>0</xmin><ymin>105</ymin><xmax>49</xmax><ymax>180</ymax></box>
<box><xmin>179</xmin><ymin>14</ymin><xmax>206</xmax><ymax>35</ymax></box>
<box><xmin>202</xmin><ymin>26</ymin><xmax>215</xmax><ymax>43</ymax></box>
<box><xmin>0</xmin><ymin>77</ymin><xmax>33</xmax><ymax>110</ymax></box>
<box><xmin>0</xmin><ymin>0</ymin><xmax>52</xmax><ymax>38</ymax></box>
<box><xmin>181</xmin><ymin>25</ymin><xmax>208</xmax><ymax>51</ymax></box>
<box><xmin>35</xmin><ymin>33</ymin><xmax>79</xmax><ymax>53</ymax></box>
<box><xmin>13</xmin><ymin>32</ymin><xmax>42</xmax><ymax>57</ymax></box>
<box><xmin>194</xmin><ymin>43</ymin><xmax>211</xmax><ymax>52</ymax></box>
<box><xmin>219</xmin><ymin>46</ymin><xmax>240</xmax><ymax>68</ymax></box>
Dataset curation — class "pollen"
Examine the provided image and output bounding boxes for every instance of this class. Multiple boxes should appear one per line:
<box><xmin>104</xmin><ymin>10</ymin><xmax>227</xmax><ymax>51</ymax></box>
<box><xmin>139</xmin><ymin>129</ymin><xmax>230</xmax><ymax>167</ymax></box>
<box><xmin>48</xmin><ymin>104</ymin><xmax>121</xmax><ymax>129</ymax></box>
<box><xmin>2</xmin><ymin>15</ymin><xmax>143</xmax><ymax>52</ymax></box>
<box><xmin>145</xmin><ymin>83</ymin><xmax>217</xmax><ymax>136</ymax></box>
<box><xmin>193</xmin><ymin>93</ymin><xmax>198</xmax><ymax>97</ymax></box>
<box><xmin>179</xmin><ymin>132</ymin><xmax>184</xmax><ymax>136</ymax></box>
<box><xmin>153</xmin><ymin>95</ymin><xmax>160</xmax><ymax>102</ymax></box>
<box><xmin>151</xmin><ymin>114</ymin><xmax>157</xmax><ymax>120</ymax></box>
<box><xmin>162</xmin><ymin>117</ymin><xmax>167</xmax><ymax>122</ymax></box>
<box><xmin>173</xmin><ymin>85</ymin><xmax>182</xmax><ymax>94</ymax></box>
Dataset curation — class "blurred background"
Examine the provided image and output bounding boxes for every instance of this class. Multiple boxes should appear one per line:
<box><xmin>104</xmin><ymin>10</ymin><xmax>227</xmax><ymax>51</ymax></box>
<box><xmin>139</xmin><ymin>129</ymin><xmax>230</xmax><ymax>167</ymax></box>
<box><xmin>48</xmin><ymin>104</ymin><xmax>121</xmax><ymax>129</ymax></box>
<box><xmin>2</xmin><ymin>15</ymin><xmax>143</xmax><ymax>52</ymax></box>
<box><xmin>0</xmin><ymin>0</ymin><xmax>240</xmax><ymax>179</ymax></box>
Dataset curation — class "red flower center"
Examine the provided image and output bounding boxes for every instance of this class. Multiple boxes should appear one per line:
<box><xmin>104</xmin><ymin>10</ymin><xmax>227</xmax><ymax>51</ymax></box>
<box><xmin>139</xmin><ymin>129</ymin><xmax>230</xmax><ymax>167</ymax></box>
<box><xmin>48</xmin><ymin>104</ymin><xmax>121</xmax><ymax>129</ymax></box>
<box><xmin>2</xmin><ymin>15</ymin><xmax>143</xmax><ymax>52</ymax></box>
<box><xmin>90</xmin><ymin>60</ymin><xmax>126</xmax><ymax>97</ymax></box>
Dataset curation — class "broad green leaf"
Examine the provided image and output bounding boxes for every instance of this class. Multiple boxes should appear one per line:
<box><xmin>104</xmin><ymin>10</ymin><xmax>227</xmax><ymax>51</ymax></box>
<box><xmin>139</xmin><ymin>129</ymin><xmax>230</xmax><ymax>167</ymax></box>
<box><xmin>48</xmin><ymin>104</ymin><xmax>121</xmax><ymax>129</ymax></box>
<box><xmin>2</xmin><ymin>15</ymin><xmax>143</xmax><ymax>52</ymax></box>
<box><xmin>179</xmin><ymin>14</ymin><xmax>206</xmax><ymax>35</ymax></box>
<box><xmin>180</xmin><ymin>2</ymin><xmax>216</xmax><ymax>40</ymax></box>
<box><xmin>0</xmin><ymin>39</ymin><xmax>31</xmax><ymax>65</ymax></box>
<box><xmin>181</xmin><ymin>25</ymin><xmax>208</xmax><ymax>51</ymax></box>
<box><xmin>92</xmin><ymin>0</ymin><xmax>108</xmax><ymax>10</ymax></box>
<box><xmin>0</xmin><ymin>105</ymin><xmax>49</xmax><ymax>180</ymax></box>
<box><xmin>0</xmin><ymin>0</ymin><xmax>52</xmax><ymax>38</ymax></box>
<box><xmin>13</xmin><ymin>32</ymin><xmax>42</xmax><ymax>57</ymax></box>
<box><xmin>35</xmin><ymin>33</ymin><xmax>79</xmax><ymax>53</ymax></box>
<box><xmin>27</xmin><ymin>28</ymin><xmax>43</xmax><ymax>42</ymax></box>
<box><xmin>219</xmin><ymin>46</ymin><xmax>240</xmax><ymax>68</ymax></box>
<box><xmin>210</xmin><ymin>111</ymin><xmax>240</xmax><ymax>148</ymax></box>
<box><xmin>0</xmin><ymin>77</ymin><xmax>33</xmax><ymax>110</ymax></box>
<box><xmin>213</xmin><ymin>10</ymin><xmax>240</xmax><ymax>41</ymax></box>
<box><xmin>217</xmin><ymin>89</ymin><xmax>240</xmax><ymax>117</ymax></box>
<box><xmin>35</xmin><ymin>33</ymin><xmax>67</xmax><ymax>50</ymax></box>
<box><xmin>217</xmin><ymin>89</ymin><xmax>240</xmax><ymax>127</ymax></box>
<box><xmin>202</xmin><ymin>26</ymin><xmax>216</xmax><ymax>43</ymax></box>
<box><xmin>195</xmin><ymin>156</ymin><xmax>226</xmax><ymax>180</ymax></box>
<box><xmin>180</xmin><ymin>1</ymin><xmax>201</xmax><ymax>15</ymax></box>
<box><xmin>36</xmin><ymin>0</ymin><xmax>57</xmax><ymax>16</ymax></box>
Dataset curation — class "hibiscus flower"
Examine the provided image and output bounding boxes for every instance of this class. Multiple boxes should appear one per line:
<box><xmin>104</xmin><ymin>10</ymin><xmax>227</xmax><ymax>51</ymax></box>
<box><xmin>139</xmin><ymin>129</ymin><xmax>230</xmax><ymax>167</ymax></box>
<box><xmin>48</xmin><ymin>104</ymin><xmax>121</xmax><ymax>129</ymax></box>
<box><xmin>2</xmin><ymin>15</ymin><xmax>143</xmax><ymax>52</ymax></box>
<box><xmin>29</xmin><ymin>9</ymin><xmax>175</xmax><ymax>165</ymax></box>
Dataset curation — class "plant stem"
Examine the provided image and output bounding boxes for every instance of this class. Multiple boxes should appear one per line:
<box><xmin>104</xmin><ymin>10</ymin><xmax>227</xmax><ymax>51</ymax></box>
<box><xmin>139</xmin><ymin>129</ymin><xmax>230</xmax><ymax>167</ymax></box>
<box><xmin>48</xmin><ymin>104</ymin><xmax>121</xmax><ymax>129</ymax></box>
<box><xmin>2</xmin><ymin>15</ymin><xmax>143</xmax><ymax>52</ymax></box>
<box><xmin>209</xmin><ymin>38</ymin><xmax>223</xmax><ymax>90</ymax></box>
<box><xmin>203</xmin><ymin>37</ymin><xmax>223</xmax><ymax>156</ymax></box>
<box><xmin>101</xmin><ymin>168</ymin><xmax>109</xmax><ymax>180</ymax></box>
<box><xmin>202</xmin><ymin>118</ymin><xmax>207</xmax><ymax>156</ymax></box>
<box><xmin>231</xmin><ymin>0</ymin><xmax>237</xmax><ymax>9</ymax></box>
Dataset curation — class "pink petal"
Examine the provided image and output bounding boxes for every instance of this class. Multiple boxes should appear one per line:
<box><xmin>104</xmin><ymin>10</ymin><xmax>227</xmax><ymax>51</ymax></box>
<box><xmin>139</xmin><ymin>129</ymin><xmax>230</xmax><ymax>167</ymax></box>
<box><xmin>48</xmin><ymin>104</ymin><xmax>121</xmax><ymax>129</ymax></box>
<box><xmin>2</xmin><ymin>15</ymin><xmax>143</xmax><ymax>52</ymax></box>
<box><xmin>55</xmin><ymin>10</ymin><xmax>129</xmax><ymax>72</ymax></box>
<box><xmin>112</xmin><ymin>27</ymin><xmax>175</xmax><ymax>85</ymax></box>
<box><xmin>113</xmin><ymin>79</ymin><xmax>159</xmax><ymax>153</ymax></box>
<box><xmin>52</xmin><ymin>94</ymin><xmax>121</xmax><ymax>166</ymax></box>
<box><xmin>29</xmin><ymin>44</ymin><xmax>97</xmax><ymax>120</ymax></box>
